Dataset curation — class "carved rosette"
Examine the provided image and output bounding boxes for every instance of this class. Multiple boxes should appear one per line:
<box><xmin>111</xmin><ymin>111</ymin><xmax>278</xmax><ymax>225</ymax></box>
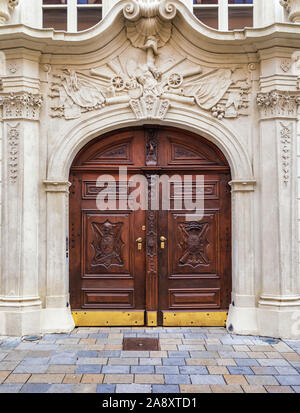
<box><xmin>256</xmin><ymin>90</ymin><xmax>300</xmax><ymax>118</ymax></box>
<box><xmin>0</xmin><ymin>92</ymin><xmax>43</xmax><ymax>120</ymax></box>
<box><xmin>280</xmin><ymin>0</ymin><xmax>300</xmax><ymax>23</ymax></box>
<box><xmin>0</xmin><ymin>0</ymin><xmax>19</xmax><ymax>25</ymax></box>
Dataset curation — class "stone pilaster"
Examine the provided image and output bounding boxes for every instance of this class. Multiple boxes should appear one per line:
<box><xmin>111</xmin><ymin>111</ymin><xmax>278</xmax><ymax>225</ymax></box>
<box><xmin>42</xmin><ymin>181</ymin><xmax>74</xmax><ymax>334</ymax></box>
<box><xmin>0</xmin><ymin>92</ymin><xmax>43</xmax><ymax>336</ymax></box>
<box><xmin>256</xmin><ymin>88</ymin><xmax>300</xmax><ymax>338</ymax></box>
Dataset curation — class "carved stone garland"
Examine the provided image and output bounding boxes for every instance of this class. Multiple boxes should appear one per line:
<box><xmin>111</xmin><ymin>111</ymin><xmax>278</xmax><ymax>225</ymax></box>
<box><xmin>280</xmin><ymin>122</ymin><xmax>292</xmax><ymax>185</ymax></box>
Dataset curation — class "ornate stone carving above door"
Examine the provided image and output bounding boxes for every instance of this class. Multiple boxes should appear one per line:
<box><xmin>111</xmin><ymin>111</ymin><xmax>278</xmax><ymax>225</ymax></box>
<box><xmin>48</xmin><ymin>0</ymin><xmax>251</xmax><ymax>121</ymax></box>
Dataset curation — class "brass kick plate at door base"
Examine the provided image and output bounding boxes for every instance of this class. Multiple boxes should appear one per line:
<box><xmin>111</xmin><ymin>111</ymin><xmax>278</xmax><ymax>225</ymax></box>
<box><xmin>123</xmin><ymin>338</ymin><xmax>160</xmax><ymax>351</ymax></box>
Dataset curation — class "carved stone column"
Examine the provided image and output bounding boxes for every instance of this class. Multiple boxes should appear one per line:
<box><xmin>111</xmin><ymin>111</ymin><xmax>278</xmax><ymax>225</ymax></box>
<box><xmin>256</xmin><ymin>90</ymin><xmax>300</xmax><ymax>338</ymax></box>
<box><xmin>280</xmin><ymin>0</ymin><xmax>300</xmax><ymax>23</ymax></box>
<box><xmin>0</xmin><ymin>92</ymin><xmax>43</xmax><ymax>336</ymax></box>
<box><xmin>42</xmin><ymin>181</ymin><xmax>75</xmax><ymax>333</ymax></box>
<box><xmin>226</xmin><ymin>180</ymin><xmax>258</xmax><ymax>335</ymax></box>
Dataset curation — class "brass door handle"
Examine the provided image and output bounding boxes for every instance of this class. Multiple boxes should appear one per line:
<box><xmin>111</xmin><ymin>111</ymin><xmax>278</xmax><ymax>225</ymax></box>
<box><xmin>136</xmin><ymin>237</ymin><xmax>143</xmax><ymax>251</ymax></box>
<box><xmin>160</xmin><ymin>236</ymin><xmax>167</xmax><ymax>249</ymax></box>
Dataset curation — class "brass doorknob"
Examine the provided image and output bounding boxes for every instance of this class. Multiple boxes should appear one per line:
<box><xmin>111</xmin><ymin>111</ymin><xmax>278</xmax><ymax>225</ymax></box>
<box><xmin>160</xmin><ymin>236</ymin><xmax>167</xmax><ymax>249</ymax></box>
<box><xmin>136</xmin><ymin>237</ymin><xmax>143</xmax><ymax>251</ymax></box>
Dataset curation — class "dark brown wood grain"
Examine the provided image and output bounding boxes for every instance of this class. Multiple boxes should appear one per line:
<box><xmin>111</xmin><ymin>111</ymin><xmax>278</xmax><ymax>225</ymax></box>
<box><xmin>69</xmin><ymin>126</ymin><xmax>232</xmax><ymax>323</ymax></box>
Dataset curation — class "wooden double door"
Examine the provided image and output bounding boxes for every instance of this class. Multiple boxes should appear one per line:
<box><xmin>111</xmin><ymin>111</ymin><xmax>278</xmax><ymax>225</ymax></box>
<box><xmin>69</xmin><ymin>126</ymin><xmax>231</xmax><ymax>326</ymax></box>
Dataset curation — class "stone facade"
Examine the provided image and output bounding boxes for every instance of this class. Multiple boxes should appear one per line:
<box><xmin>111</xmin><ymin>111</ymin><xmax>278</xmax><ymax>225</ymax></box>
<box><xmin>0</xmin><ymin>0</ymin><xmax>300</xmax><ymax>339</ymax></box>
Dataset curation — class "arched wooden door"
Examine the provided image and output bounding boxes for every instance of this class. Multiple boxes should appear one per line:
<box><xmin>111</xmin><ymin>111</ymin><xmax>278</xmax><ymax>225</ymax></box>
<box><xmin>69</xmin><ymin>126</ymin><xmax>231</xmax><ymax>326</ymax></box>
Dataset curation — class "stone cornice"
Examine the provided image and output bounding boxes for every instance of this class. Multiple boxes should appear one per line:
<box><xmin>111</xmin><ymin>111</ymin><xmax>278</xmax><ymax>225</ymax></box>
<box><xmin>257</xmin><ymin>90</ymin><xmax>300</xmax><ymax>119</ymax></box>
<box><xmin>0</xmin><ymin>92</ymin><xmax>43</xmax><ymax>120</ymax></box>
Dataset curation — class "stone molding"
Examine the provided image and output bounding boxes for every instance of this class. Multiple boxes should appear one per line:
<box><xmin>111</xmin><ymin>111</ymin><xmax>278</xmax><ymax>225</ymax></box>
<box><xmin>229</xmin><ymin>180</ymin><xmax>256</xmax><ymax>192</ymax></box>
<box><xmin>0</xmin><ymin>0</ymin><xmax>18</xmax><ymax>25</ymax></box>
<box><xmin>280</xmin><ymin>0</ymin><xmax>300</xmax><ymax>23</ymax></box>
<box><xmin>44</xmin><ymin>180</ymin><xmax>72</xmax><ymax>193</ymax></box>
<box><xmin>0</xmin><ymin>92</ymin><xmax>43</xmax><ymax>120</ymax></box>
<box><xmin>256</xmin><ymin>90</ymin><xmax>300</xmax><ymax>119</ymax></box>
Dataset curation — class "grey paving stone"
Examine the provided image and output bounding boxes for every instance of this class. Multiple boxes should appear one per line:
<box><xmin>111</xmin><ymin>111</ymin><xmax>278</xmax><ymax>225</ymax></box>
<box><xmin>251</xmin><ymin>367</ymin><xmax>278</xmax><ymax>375</ymax></box>
<box><xmin>116</xmin><ymin>384</ymin><xmax>151</xmax><ymax>393</ymax></box>
<box><xmin>20</xmin><ymin>357</ymin><xmax>50</xmax><ymax>365</ymax></box>
<box><xmin>77</xmin><ymin>350</ymin><xmax>99</xmax><ymax>358</ymax></box>
<box><xmin>76</xmin><ymin>357</ymin><xmax>106</xmax><ymax>365</ymax></box>
<box><xmin>108</xmin><ymin>358</ymin><xmax>138</xmax><ymax>366</ymax></box>
<box><xmin>47</xmin><ymin>384</ymin><xmax>74</xmax><ymax>393</ymax></box>
<box><xmin>102</xmin><ymin>365</ymin><xmax>130</xmax><ymax>374</ymax></box>
<box><xmin>130</xmin><ymin>366</ymin><xmax>154</xmax><ymax>374</ymax></box>
<box><xmin>0</xmin><ymin>353</ymin><xmax>7</xmax><ymax>362</ymax></box>
<box><xmin>140</xmin><ymin>358</ymin><xmax>162</xmax><ymax>366</ymax></box>
<box><xmin>162</xmin><ymin>358</ymin><xmax>186</xmax><ymax>366</ymax></box>
<box><xmin>189</xmin><ymin>351</ymin><xmax>218</xmax><ymax>359</ymax></box>
<box><xmin>100</xmin><ymin>351</ymin><xmax>121</xmax><ymax>358</ymax></box>
<box><xmin>245</xmin><ymin>375</ymin><xmax>279</xmax><ymax>386</ymax></box>
<box><xmin>258</xmin><ymin>359</ymin><xmax>291</xmax><ymax>367</ymax></box>
<box><xmin>76</xmin><ymin>365</ymin><xmax>102</xmax><ymax>374</ymax></box>
<box><xmin>218</xmin><ymin>351</ymin><xmax>249</xmax><ymax>359</ymax></box>
<box><xmin>184</xmin><ymin>334</ymin><xmax>207</xmax><ymax>339</ymax></box>
<box><xmin>292</xmin><ymin>386</ymin><xmax>300</xmax><ymax>393</ymax></box>
<box><xmin>97</xmin><ymin>384</ymin><xmax>116</xmax><ymax>393</ymax></box>
<box><xmin>121</xmin><ymin>351</ymin><xmax>150</xmax><ymax>358</ymax></box>
<box><xmin>152</xmin><ymin>385</ymin><xmax>180</xmax><ymax>393</ymax></box>
<box><xmin>155</xmin><ymin>366</ymin><xmax>179</xmax><ymax>374</ymax></box>
<box><xmin>168</xmin><ymin>351</ymin><xmax>190</xmax><ymax>358</ymax></box>
<box><xmin>235</xmin><ymin>359</ymin><xmax>260</xmax><ymax>367</ymax></box>
<box><xmin>275</xmin><ymin>366</ymin><xmax>300</xmax><ymax>375</ymax></box>
<box><xmin>89</xmin><ymin>334</ymin><xmax>109</xmax><ymax>339</ymax></box>
<box><xmin>0</xmin><ymin>362</ymin><xmax>20</xmax><ymax>370</ymax></box>
<box><xmin>179</xmin><ymin>366</ymin><xmax>208</xmax><ymax>375</ymax></box>
<box><xmin>72</xmin><ymin>384</ymin><xmax>98</xmax><ymax>393</ymax></box>
<box><xmin>275</xmin><ymin>375</ymin><xmax>300</xmax><ymax>386</ymax></box>
<box><xmin>14</xmin><ymin>364</ymin><xmax>49</xmax><ymax>374</ymax></box>
<box><xmin>1</xmin><ymin>339</ymin><xmax>22</xmax><ymax>348</ymax></box>
<box><xmin>0</xmin><ymin>384</ymin><xmax>23</xmax><ymax>393</ymax></box>
<box><xmin>164</xmin><ymin>375</ymin><xmax>190</xmax><ymax>384</ymax></box>
<box><xmin>191</xmin><ymin>375</ymin><xmax>225</xmax><ymax>385</ymax></box>
<box><xmin>227</xmin><ymin>366</ymin><xmax>254</xmax><ymax>375</ymax></box>
<box><xmin>20</xmin><ymin>383</ymin><xmax>52</xmax><ymax>393</ymax></box>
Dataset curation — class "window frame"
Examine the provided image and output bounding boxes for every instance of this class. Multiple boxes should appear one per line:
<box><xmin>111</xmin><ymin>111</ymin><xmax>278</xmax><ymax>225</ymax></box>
<box><xmin>193</xmin><ymin>0</ymin><xmax>254</xmax><ymax>31</ymax></box>
<box><xmin>42</xmin><ymin>0</ymin><xmax>103</xmax><ymax>32</ymax></box>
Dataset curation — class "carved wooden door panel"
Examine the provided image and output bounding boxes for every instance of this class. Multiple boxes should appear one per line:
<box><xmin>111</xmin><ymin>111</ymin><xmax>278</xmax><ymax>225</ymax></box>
<box><xmin>156</xmin><ymin>128</ymin><xmax>232</xmax><ymax>326</ymax></box>
<box><xmin>69</xmin><ymin>129</ymin><xmax>147</xmax><ymax>326</ymax></box>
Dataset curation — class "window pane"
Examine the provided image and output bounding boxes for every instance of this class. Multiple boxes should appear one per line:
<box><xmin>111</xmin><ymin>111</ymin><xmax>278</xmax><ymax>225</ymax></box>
<box><xmin>194</xmin><ymin>8</ymin><xmax>218</xmax><ymax>29</ymax></box>
<box><xmin>228</xmin><ymin>0</ymin><xmax>253</xmax><ymax>3</ymax></box>
<box><xmin>228</xmin><ymin>7</ymin><xmax>253</xmax><ymax>29</ymax></box>
<box><xmin>43</xmin><ymin>0</ymin><xmax>67</xmax><ymax>4</ymax></box>
<box><xmin>77</xmin><ymin>0</ymin><xmax>102</xmax><ymax>4</ymax></box>
<box><xmin>77</xmin><ymin>7</ymin><xmax>102</xmax><ymax>31</ymax></box>
<box><xmin>193</xmin><ymin>0</ymin><xmax>218</xmax><ymax>3</ymax></box>
<box><xmin>43</xmin><ymin>9</ymin><xmax>67</xmax><ymax>30</ymax></box>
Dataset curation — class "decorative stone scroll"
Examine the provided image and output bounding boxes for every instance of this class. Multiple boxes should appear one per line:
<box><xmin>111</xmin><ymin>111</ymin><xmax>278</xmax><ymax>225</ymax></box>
<box><xmin>0</xmin><ymin>92</ymin><xmax>43</xmax><ymax>120</ymax></box>
<box><xmin>7</xmin><ymin>122</ymin><xmax>19</xmax><ymax>184</ymax></box>
<box><xmin>256</xmin><ymin>90</ymin><xmax>300</xmax><ymax>118</ymax></box>
<box><xmin>280</xmin><ymin>0</ymin><xmax>300</xmax><ymax>23</ymax></box>
<box><xmin>0</xmin><ymin>0</ymin><xmax>18</xmax><ymax>25</ymax></box>
<box><xmin>280</xmin><ymin>122</ymin><xmax>292</xmax><ymax>185</ymax></box>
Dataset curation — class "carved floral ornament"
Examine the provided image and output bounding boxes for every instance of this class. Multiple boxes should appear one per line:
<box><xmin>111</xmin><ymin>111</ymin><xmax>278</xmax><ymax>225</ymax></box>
<box><xmin>49</xmin><ymin>0</ymin><xmax>251</xmax><ymax>121</ymax></box>
<box><xmin>280</xmin><ymin>0</ymin><xmax>300</xmax><ymax>23</ymax></box>
<box><xmin>0</xmin><ymin>92</ymin><xmax>43</xmax><ymax>120</ymax></box>
<box><xmin>256</xmin><ymin>90</ymin><xmax>300</xmax><ymax>118</ymax></box>
<box><xmin>0</xmin><ymin>0</ymin><xmax>19</xmax><ymax>25</ymax></box>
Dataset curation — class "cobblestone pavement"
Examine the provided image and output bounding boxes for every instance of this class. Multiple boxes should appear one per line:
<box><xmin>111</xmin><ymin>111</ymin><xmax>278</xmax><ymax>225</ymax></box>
<box><xmin>0</xmin><ymin>327</ymin><xmax>300</xmax><ymax>393</ymax></box>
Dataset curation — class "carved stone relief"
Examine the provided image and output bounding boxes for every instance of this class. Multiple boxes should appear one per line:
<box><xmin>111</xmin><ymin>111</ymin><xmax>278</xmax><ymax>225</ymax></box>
<box><xmin>0</xmin><ymin>0</ymin><xmax>18</xmax><ymax>25</ymax></box>
<box><xmin>256</xmin><ymin>90</ymin><xmax>300</xmax><ymax>118</ymax></box>
<box><xmin>280</xmin><ymin>122</ymin><xmax>292</xmax><ymax>185</ymax></box>
<box><xmin>49</xmin><ymin>0</ymin><xmax>251</xmax><ymax>121</ymax></box>
<box><xmin>7</xmin><ymin>123</ymin><xmax>19</xmax><ymax>184</ymax></box>
<box><xmin>280</xmin><ymin>0</ymin><xmax>300</xmax><ymax>23</ymax></box>
<box><xmin>0</xmin><ymin>93</ymin><xmax>43</xmax><ymax>120</ymax></box>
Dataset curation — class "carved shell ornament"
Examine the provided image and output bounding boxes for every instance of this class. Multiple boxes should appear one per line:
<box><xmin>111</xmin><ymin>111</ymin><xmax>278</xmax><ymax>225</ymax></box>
<box><xmin>124</xmin><ymin>0</ymin><xmax>177</xmax><ymax>49</ymax></box>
